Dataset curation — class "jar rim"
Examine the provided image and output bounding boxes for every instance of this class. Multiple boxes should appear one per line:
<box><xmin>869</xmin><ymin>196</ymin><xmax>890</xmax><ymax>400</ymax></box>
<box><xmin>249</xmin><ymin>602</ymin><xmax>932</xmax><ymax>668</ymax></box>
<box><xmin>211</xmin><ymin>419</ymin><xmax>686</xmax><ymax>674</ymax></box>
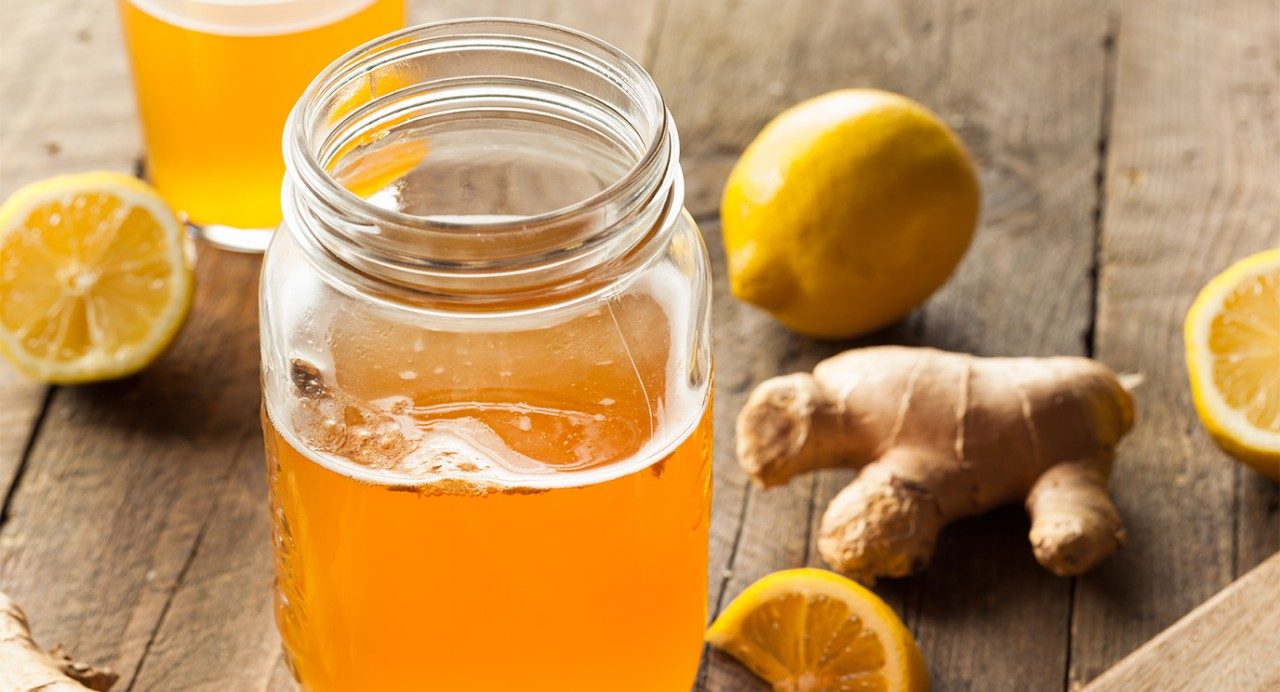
<box><xmin>285</xmin><ymin>17</ymin><xmax>670</xmax><ymax>238</ymax></box>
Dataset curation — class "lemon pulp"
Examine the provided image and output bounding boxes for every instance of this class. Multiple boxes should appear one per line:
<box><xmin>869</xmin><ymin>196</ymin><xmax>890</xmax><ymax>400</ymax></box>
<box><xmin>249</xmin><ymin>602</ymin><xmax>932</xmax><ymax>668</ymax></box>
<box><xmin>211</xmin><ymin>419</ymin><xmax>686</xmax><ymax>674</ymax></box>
<box><xmin>706</xmin><ymin>568</ymin><xmax>928</xmax><ymax>691</ymax></box>
<box><xmin>1185</xmin><ymin>248</ymin><xmax>1280</xmax><ymax>479</ymax></box>
<box><xmin>0</xmin><ymin>172</ymin><xmax>193</xmax><ymax>383</ymax></box>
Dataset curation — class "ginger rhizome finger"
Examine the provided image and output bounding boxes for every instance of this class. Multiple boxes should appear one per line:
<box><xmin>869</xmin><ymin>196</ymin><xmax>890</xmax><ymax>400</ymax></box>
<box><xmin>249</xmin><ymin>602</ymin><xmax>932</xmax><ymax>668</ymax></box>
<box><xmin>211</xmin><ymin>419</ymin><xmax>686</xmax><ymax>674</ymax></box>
<box><xmin>736</xmin><ymin>346</ymin><xmax>1133</xmax><ymax>583</ymax></box>
<box><xmin>0</xmin><ymin>591</ymin><xmax>117</xmax><ymax>691</ymax></box>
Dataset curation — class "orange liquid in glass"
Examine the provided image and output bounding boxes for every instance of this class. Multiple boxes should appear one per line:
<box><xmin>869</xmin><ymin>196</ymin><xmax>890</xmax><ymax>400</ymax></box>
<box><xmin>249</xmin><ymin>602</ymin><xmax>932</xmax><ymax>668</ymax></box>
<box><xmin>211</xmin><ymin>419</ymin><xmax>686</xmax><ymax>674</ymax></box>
<box><xmin>265</xmin><ymin>410</ymin><xmax>710</xmax><ymax>691</ymax></box>
<box><xmin>264</xmin><ymin>295</ymin><xmax>712</xmax><ymax>690</ymax></box>
<box><xmin>118</xmin><ymin>0</ymin><xmax>404</xmax><ymax>229</ymax></box>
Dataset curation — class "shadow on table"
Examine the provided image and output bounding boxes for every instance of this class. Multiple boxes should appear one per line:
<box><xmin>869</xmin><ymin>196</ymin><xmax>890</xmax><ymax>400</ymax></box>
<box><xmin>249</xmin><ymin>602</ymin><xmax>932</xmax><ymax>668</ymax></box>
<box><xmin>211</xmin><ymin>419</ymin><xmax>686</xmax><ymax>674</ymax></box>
<box><xmin>50</xmin><ymin>249</ymin><xmax>263</xmax><ymax>446</ymax></box>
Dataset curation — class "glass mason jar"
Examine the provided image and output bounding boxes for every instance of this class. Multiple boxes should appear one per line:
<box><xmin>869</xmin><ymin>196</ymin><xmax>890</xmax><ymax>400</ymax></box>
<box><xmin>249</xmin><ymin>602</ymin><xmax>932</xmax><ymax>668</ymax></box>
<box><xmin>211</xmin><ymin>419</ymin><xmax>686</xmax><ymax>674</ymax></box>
<box><xmin>259</xmin><ymin>19</ymin><xmax>713</xmax><ymax>691</ymax></box>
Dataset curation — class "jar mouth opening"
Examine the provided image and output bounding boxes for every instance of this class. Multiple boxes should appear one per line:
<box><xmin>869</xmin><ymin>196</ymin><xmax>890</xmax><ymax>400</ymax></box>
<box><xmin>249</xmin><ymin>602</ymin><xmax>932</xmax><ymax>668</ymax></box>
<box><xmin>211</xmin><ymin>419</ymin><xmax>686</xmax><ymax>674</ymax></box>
<box><xmin>286</xmin><ymin>17</ymin><xmax>670</xmax><ymax>237</ymax></box>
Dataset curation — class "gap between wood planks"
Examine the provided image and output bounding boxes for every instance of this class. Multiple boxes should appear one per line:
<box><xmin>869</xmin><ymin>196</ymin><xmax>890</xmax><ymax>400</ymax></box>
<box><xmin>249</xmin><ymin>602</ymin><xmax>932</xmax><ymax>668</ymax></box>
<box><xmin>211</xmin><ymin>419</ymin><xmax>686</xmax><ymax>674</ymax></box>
<box><xmin>1068</xmin><ymin>9</ymin><xmax>1120</xmax><ymax>692</ymax></box>
<box><xmin>676</xmin><ymin>1</ymin><xmax>1115</xmax><ymax>688</ymax></box>
<box><xmin>0</xmin><ymin>155</ymin><xmax>151</xmax><ymax>533</ymax></box>
<box><xmin>0</xmin><ymin>387</ymin><xmax>55</xmax><ymax>527</ymax></box>
<box><xmin>123</xmin><ymin>431</ymin><xmax>257</xmax><ymax>691</ymax></box>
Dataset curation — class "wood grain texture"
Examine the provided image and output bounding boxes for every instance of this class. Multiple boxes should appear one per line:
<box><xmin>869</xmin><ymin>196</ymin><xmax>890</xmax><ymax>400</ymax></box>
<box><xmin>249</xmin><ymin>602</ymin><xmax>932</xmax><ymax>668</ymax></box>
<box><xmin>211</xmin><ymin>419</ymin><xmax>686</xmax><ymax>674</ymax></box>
<box><xmin>127</xmin><ymin>418</ymin><xmax>277</xmax><ymax>691</ymax></box>
<box><xmin>1076</xmin><ymin>0</ymin><xmax>1280</xmax><ymax>684</ymax></box>
<box><xmin>409</xmin><ymin>0</ymin><xmax>665</xmax><ymax>62</ymax></box>
<box><xmin>0</xmin><ymin>0</ymin><xmax>142</xmax><ymax>506</ymax></box>
<box><xmin>1238</xmin><ymin>468</ymin><xmax>1280</xmax><ymax>577</ymax></box>
<box><xmin>0</xmin><ymin>251</ymin><xmax>262</xmax><ymax>686</ymax></box>
<box><xmin>645</xmin><ymin>1</ymin><xmax>1110</xmax><ymax>688</ymax></box>
<box><xmin>0</xmin><ymin>0</ymin><xmax>140</xmax><ymax>197</ymax></box>
<box><xmin>0</xmin><ymin>371</ymin><xmax>45</xmax><ymax>508</ymax></box>
<box><xmin>0</xmin><ymin>1</ymin><xmax>1276</xmax><ymax>690</ymax></box>
<box><xmin>1084</xmin><ymin>553</ymin><xmax>1280</xmax><ymax>692</ymax></box>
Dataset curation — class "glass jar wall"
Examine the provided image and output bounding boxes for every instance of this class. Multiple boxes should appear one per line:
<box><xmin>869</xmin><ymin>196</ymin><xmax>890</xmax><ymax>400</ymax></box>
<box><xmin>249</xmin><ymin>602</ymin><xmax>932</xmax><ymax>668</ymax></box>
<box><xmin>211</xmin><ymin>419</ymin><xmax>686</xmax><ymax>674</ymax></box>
<box><xmin>259</xmin><ymin>19</ymin><xmax>712</xmax><ymax>691</ymax></box>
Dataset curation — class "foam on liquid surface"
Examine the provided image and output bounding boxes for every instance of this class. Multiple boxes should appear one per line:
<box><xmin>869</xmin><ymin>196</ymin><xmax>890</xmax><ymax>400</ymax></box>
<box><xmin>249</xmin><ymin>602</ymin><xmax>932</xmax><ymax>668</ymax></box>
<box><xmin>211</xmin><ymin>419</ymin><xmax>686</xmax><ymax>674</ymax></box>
<box><xmin>267</xmin><ymin>263</ymin><xmax>706</xmax><ymax>493</ymax></box>
<box><xmin>126</xmin><ymin>0</ymin><xmax>378</xmax><ymax>36</ymax></box>
<box><xmin>269</xmin><ymin>95</ymin><xmax>704</xmax><ymax>492</ymax></box>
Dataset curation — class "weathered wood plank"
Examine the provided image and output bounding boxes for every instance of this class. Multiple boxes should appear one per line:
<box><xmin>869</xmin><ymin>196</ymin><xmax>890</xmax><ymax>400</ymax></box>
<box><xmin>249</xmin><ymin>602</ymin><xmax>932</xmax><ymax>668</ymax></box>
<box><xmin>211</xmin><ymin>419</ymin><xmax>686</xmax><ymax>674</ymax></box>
<box><xmin>2</xmin><ymin>2</ymin><xmax>1273</xmax><ymax>691</ymax></box>
<box><xmin>127</xmin><ymin>422</ymin><xmax>276</xmax><ymax>691</ymax></box>
<box><xmin>1238</xmin><ymin>469</ymin><xmax>1280</xmax><ymax>575</ymax></box>
<box><xmin>0</xmin><ymin>0</ymin><xmax>184</xmax><ymax>685</ymax></box>
<box><xmin>1076</xmin><ymin>0</ymin><xmax>1280</xmax><ymax>685</ymax></box>
<box><xmin>0</xmin><ymin>370</ymin><xmax>45</xmax><ymax>509</ymax></box>
<box><xmin>890</xmin><ymin>3</ymin><xmax>1111</xmax><ymax>689</ymax></box>
<box><xmin>646</xmin><ymin>1</ymin><xmax>1110</xmax><ymax>689</ymax></box>
<box><xmin>0</xmin><ymin>0</ymin><xmax>140</xmax><ymax>197</ymax></box>
<box><xmin>0</xmin><ymin>250</ymin><xmax>262</xmax><ymax>686</ymax></box>
<box><xmin>1085</xmin><ymin>553</ymin><xmax>1280</xmax><ymax>692</ymax></box>
<box><xmin>410</xmin><ymin>0</ymin><xmax>665</xmax><ymax>62</ymax></box>
<box><xmin>0</xmin><ymin>0</ymin><xmax>142</xmax><ymax>507</ymax></box>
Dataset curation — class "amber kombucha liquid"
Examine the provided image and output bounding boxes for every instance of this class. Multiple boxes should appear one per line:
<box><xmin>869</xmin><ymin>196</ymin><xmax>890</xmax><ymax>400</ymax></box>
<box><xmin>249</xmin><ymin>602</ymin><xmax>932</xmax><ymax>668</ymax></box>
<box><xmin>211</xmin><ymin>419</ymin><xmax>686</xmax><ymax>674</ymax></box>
<box><xmin>118</xmin><ymin>0</ymin><xmax>404</xmax><ymax>229</ymax></box>
<box><xmin>264</xmin><ymin>291</ymin><xmax>712</xmax><ymax>690</ymax></box>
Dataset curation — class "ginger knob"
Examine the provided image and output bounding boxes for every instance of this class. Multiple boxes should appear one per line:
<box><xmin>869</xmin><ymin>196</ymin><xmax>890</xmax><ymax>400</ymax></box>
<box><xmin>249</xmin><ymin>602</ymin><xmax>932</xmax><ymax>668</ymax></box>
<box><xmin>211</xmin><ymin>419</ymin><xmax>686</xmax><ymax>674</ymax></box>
<box><xmin>737</xmin><ymin>346</ymin><xmax>1133</xmax><ymax>583</ymax></box>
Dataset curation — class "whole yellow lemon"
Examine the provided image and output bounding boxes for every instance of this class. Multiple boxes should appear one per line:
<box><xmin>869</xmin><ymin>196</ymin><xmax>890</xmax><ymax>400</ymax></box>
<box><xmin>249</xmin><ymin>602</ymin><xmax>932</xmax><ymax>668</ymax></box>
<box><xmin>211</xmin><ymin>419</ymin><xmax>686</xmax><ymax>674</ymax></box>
<box><xmin>722</xmin><ymin>89</ymin><xmax>980</xmax><ymax>339</ymax></box>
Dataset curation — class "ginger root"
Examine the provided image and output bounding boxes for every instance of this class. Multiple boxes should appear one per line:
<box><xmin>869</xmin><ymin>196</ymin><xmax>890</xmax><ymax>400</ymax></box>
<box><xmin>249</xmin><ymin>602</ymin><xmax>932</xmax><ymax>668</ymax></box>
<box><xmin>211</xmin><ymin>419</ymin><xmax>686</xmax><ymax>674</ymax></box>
<box><xmin>737</xmin><ymin>346</ymin><xmax>1133</xmax><ymax>582</ymax></box>
<box><xmin>0</xmin><ymin>591</ymin><xmax>117</xmax><ymax>691</ymax></box>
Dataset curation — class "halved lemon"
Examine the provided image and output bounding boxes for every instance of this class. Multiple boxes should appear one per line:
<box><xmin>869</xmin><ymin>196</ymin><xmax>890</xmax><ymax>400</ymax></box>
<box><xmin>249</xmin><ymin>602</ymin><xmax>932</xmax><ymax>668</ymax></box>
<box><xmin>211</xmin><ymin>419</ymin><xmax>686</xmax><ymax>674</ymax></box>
<box><xmin>1184</xmin><ymin>248</ymin><xmax>1280</xmax><ymax>480</ymax></box>
<box><xmin>706</xmin><ymin>568</ymin><xmax>928</xmax><ymax>691</ymax></box>
<box><xmin>0</xmin><ymin>172</ymin><xmax>194</xmax><ymax>384</ymax></box>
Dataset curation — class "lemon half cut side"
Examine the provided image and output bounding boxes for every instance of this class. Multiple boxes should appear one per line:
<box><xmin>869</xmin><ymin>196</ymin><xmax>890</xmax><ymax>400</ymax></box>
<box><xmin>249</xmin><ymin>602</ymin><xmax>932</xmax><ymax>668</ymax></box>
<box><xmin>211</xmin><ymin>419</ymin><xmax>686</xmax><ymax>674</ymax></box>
<box><xmin>1184</xmin><ymin>248</ymin><xmax>1280</xmax><ymax>480</ymax></box>
<box><xmin>707</xmin><ymin>568</ymin><xmax>928</xmax><ymax>692</ymax></box>
<box><xmin>0</xmin><ymin>172</ymin><xmax>194</xmax><ymax>384</ymax></box>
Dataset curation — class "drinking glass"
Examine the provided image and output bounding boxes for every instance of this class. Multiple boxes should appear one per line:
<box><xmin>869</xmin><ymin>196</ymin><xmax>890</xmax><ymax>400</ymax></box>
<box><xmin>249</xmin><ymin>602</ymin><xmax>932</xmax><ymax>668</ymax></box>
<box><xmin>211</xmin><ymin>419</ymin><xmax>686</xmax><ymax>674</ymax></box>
<box><xmin>117</xmin><ymin>0</ymin><xmax>404</xmax><ymax>251</ymax></box>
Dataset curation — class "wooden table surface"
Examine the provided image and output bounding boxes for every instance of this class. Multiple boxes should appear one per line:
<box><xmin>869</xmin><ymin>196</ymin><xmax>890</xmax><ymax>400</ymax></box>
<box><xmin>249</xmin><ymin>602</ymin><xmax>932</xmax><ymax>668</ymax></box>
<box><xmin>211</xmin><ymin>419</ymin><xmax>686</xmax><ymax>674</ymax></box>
<box><xmin>2</xmin><ymin>1</ymin><xmax>1277</xmax><ymax>690</ymax></box>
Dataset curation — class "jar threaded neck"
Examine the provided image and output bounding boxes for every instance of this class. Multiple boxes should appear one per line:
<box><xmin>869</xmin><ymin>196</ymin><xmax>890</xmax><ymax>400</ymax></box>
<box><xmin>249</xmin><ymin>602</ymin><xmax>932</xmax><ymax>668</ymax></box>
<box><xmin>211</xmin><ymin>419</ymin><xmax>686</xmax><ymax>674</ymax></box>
<box><xmin>281</xmin><ymin>18</ymin><xmax>682</xmax><ymax>307</ymax></box>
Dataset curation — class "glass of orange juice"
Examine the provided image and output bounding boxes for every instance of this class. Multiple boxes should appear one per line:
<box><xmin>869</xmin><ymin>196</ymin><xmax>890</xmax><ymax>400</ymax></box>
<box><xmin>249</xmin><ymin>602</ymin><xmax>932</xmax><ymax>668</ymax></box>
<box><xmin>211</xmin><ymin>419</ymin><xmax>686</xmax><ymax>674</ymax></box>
<box><xmin>117</xmin><ymin>0</ymin><xmax>404</xmax><ymax>252</ymax></box>
<box><xmin>259</xmin><ymin>20</ymin><xmax>713</xmax><ymax>690</ymax></box>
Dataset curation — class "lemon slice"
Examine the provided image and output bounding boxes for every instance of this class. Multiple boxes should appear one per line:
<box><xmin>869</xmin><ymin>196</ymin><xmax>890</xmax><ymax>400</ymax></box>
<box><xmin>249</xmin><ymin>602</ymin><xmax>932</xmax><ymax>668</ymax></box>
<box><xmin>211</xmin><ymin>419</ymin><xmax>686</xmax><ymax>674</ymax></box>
<box><xmin>706</xmin><ymin>568</ymin><xmax>928</xmax><ymax>692</ymax></box>
<box><xmin>0</xmin><ymin>172</ymin><xmax>194</xmax><ymax>383</ymax></box>
<box><xmin>1185</xmin><ymin>248</ymin><xmax>1280</xmax><ymax>480</ymax></box>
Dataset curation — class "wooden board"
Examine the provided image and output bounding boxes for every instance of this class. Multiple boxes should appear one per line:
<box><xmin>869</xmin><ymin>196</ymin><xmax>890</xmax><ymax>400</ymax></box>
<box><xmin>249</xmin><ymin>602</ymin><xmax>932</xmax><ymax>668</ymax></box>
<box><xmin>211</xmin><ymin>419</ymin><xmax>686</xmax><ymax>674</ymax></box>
<box><xmin>0</xmin><ymin>1</ymin><xmax>1276</xmax><ymax>690</ymax></box>
<box><xmin>409</xmin><ymin>0</ymin><xmax>664</xmax><ymax>62</ymax></box>
<box><xmin>0</xmin><ymin>368</ymin><xmax>44</xmax><ymax>510</ymax></box>
<box><xmin>1074</xmin><ymin>0</ymin><xmax>1280</xmax><ymax>683</ymax></box>
<box><xmin>646</xmin><ymin>1</ymin><xmax>1111</xmax><ymax>688</ymax></box>
<box><xmin>0</xmin><ymin>0</ymin><xmax>141</xmax><ymax>511</ymax></box>
<box><xmin>1085</xmin><ymin>553</ymin><xmax>1280</xmax><ymax>692</ymax></box>
<box><xmin>0</xmin><ymin>250</ymin><xmax>263</xmax><ymax>683</ymax></box>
